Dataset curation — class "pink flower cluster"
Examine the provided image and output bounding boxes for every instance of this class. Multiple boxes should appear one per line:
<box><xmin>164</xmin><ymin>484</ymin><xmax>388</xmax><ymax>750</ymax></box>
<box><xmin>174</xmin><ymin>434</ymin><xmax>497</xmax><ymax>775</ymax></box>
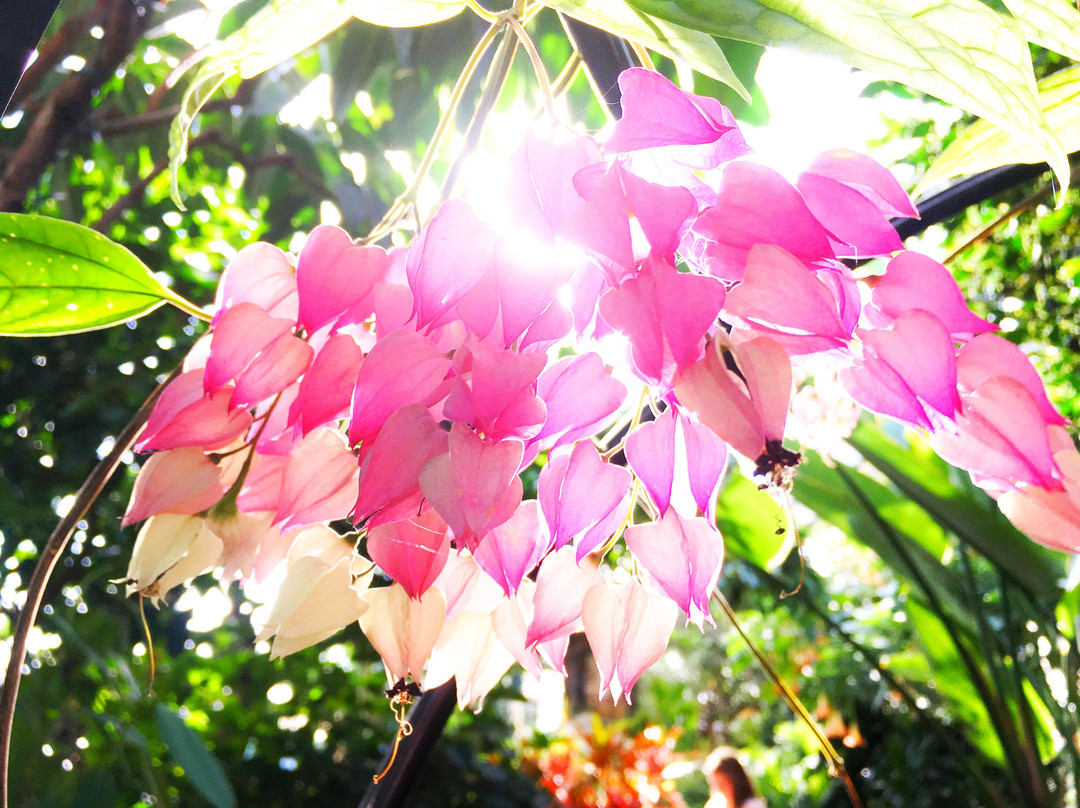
<box><xmin>122</xmin><ymin>67</ymin><xmax>1078</xmax><ymax>707</ymax></box>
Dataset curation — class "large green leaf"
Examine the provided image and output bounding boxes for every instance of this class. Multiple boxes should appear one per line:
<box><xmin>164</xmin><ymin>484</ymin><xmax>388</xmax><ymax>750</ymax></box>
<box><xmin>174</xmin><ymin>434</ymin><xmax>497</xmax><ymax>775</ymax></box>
<box><xmin>621</xmin><ymin>0</ymin><xmax>1069</xmax><ymax>190</ymax></box>
<box><xmin>920</xmin><ymin>63</ymin><xmax>1080</xmax><ymax>190</ymax></box>
<box><xmin>544</xmin><ymin>0</ymin><xmax>750</xmax><ymax>101</ymax></box>
<box><xmin>0</xmin><ymin>214</ymin><xmax>201</xmax><ymax>335</ymax></box>
<box><xmin>156</xmin><ymin>705</ymin><xmax>238</xmax><ymax>808</ymax></box>
<box><xmin>1000</xmin><ymin>0</ymin><xmax>1080</xmax><ymax>62</ymax></box>
<box><xmin>350</xmin><ymin>0</ymin><xmax>465</xmax><ymax>26</ymax></box>
<box><xmin>169</xmin><ymin>0</ymin><xmax>356</xmax><ymax>205</ymax></box>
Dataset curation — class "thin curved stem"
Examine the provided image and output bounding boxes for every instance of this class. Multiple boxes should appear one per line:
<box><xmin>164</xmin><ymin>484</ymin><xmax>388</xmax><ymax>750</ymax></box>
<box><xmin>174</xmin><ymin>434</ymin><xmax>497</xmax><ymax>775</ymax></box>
<box><xmin>507</xmin><ymin>16</ymin><xmax>554</xmax><ymax>118</ymax></box>
<box><xmin>0</xmin><ymin>364</ymin><xmax>179</xmax><ymax>808</ymax></box>
<box><xmin>463</xmin><ymin>0</ymin><xmax>497</xmax><ymax>23</ymax></box>
<box><xmin>712</xmin><ymin>590</ymin><xmax>865</xmax><ymax>808</ymax></box>
<box><xmin>363</xmin><ymin>19</ymin><xmax>504</xmax><ymax>243</ymax></box>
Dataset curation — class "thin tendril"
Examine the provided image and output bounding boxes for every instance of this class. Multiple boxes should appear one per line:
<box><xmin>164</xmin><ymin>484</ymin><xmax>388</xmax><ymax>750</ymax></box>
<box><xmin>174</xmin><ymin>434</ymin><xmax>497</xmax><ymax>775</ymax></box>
<box><xmin>139</xmin><ymin>595</ymin><xmax>156</xmax><ymax>693</ymax></box>
<box><xmin>777</xmin><ymin>488</ymin><xmax>806</xmax><ymax>599</ymax></box>
<box><xmin>463</xmin><ymin>0</ymin><xmax>497</xmax><ymax>22</ymax></box>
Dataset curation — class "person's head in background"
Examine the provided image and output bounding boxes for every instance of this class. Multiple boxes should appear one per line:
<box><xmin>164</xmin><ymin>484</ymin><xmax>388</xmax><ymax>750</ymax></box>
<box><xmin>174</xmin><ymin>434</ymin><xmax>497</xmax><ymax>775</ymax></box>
<box><xmin>703</xmin><ymin>747</ymin><xmax>760</xmax><ymax>808</ymax></box>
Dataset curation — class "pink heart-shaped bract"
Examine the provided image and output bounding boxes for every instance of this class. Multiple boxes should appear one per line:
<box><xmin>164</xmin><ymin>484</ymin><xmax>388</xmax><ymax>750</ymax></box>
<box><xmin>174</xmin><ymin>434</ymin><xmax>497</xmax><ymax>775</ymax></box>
<box><xmin>274</xmin><ymin>428</ymin><xmax>360</xmax><ymax>531</ymax></box>
<box><xmin>289</xmin><ymin>333</ymin><xmax>364</xmax><ymax>435</ymax></box>
<box><xmin>367</xmin><ymin>510</ymin><xmax>451</xmax><ymax>599</ymax></box>
<box><xmin>353</xmin><ymin>404</ymin><xmax>449</xmax><ymax>526</ymax></box>
<box><xmin>724</xmin><ymin>244</ymin><xmax>850</xmax><ymax>354</ymax></box>
<box><xmin>957</xmin><ymin>334</ymin><xmax>1065</xmax><ymax>426</ymax></box>
<box><xmin>137</xmin><ymin>371</ymin><xmax>253</xmax><ymax>452</ymax></box>
<box><xmin>624</xmin><ymin>510</ymin><xmax>723</xmax><ymax>630</ymax></box>
<box><xmin>533</xmin><ymin>353</ymin><xmax>628</xmax><ymax>451</ymax></box>
<box><xmin>599</xmin><ymin>257</ymin><xmax>725</xmax><ymax>388</ymax></box>
<box><xmin>805</xmin><ymin>148</ymin><xmax>919</xmax><ymax>219</ymax></box>
<box><xmin>204</xmin><ymin>302</ymin><xmax>293</xmax><ymax>394</ymax></box>
<box><xmin>406</xmin><ymin>199</ymin><xmax>495</xmax><ymax>329</ymax></box>
<box><xmin>690</xmin><ymin>161</ymin><xmax>835</xmax><ymax>281</ymax></box>
<box><xmin>525</xmin><ymin>545</ymin><xmax>602</xmax><ymax>648</ymax></box>
<box><xmin>122</xmin><ymin>447</ymin><xmax>227</xmax><ymax>527</ymax></box>
<box><xmin>419</xmin><ymin>425</ymin><xmax>525</xmax><ymax>551</ymax></box>
<box><xmin>931</xmin><ymin>376</ymin><xmax>1062</xmax><ymax>490</ymax></box>
<box><xmin>604</xmin><ymin>68</ymin><xmax>750</xmax><ymax>169</ymax></box>
<box><xmin>296</xmin><ymin>225</ymin><xmax>389</xmax><ymax>333</ymax></box>
<box><xmin>472</xmin><ymin>500</ymin><xmax>552</xmax><ymax>596</ymax></box>
<box><xmin>581</xmin><ymin>578</ymin><xmax>679</xmax><ymax>704</ymax></box>
<box><xmin>538</xmin><ymin>440</ymin><xmax>632</xmax><ymax>553</ymax></box>
<box><xmin>865</xmin><ymin>251</ymin><xmax>995</xmax><ymax>338</ymax></box>
<box><xmin>797</xmin><ymin>172</ymin><xmax>903</xmax><ymax>258</ymax></box>
<box><xmin>213</xmin><ymin>242</ymin><xmax>298</xmax><ymax>325</ymax></box>
<box><xmin>348</xmin><ymin>330</ymin><xmax>451</xmax><ymax>448</ymax></box>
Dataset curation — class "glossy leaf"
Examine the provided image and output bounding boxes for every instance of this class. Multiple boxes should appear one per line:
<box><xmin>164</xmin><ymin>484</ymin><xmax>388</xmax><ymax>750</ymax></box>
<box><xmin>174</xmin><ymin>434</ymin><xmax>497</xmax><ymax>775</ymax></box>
<box><xmin>714</xmin><ymin>473</ymin><xmax>787</xmax><ymax>569</ymax></box>
<box><xmin>921</xmin><ymin>63</ymin><xmax>1080</xmax><ymax>190</ymax></box>
<box><xmin>155</xmin><ymin>705</ymin><xmax>238</xmax><ymax>808</ymax></box>
<box><xmin>350</xmin><ymin>0</ymin><xmax>465</xmax><ymax>26</ymax></box>
<box><xmin>544</xmin><ymin>0</ymin><xmax>750</xmax><ymax>101</ymax></box>
<box><xmin>0</xmin><ymin>214</ymin><xmax>201</xmax><ymax>335</ymax></box>
<box><xmin>169</xmin><ymin>0</ymin><xmax>355</xmax><ymax>205</ymax></box>
<box><xmin>622</xmin><ymin>0</ymin><xmax>1069</xmax><ymax>190</ymax></box>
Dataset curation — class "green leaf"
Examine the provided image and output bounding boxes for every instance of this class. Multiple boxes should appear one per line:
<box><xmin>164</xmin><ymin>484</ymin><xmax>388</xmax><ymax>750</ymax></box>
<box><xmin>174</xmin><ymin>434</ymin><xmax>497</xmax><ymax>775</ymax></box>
<box><xmin>350</xmin><ymin>0</ymin><xmax>465</xmax><ymax>26</ymax></box>
<box><xmin>715</xmin><ymin>473</ymin><xmax>788</xmax><ymax>568</ymax></box>
<box><xmin>544</xmin><ymin>0</ymin><xmax>751</xmax><ymax>101</ymax></box>
<box><xmin>1000</xmin><ymin>0</ymin><xmax>1080</xmax><ymax>62</ymax></box>
<box><xmin>620</xmin><ymin>0</ymin><xmax>1069</xmax><ymax>190</ymax></box>
<box><xmin>169</xmin><ymin>0</ymin><xmax>356</xmax><ymax>206</ymax></box>
<box><xmin>920</xmin><ymin>63</ymin><xmax>1080</xmax><ymax>190</ymax></box>
<box><xmin>156</xmin><ymin>705</ymin><xmax>238</xmax><ymax>808</ymax></box>
<box><xmin>0</xmin><ymin>214</ymin><xmax>201</xmax><ymax>336</ymax></box>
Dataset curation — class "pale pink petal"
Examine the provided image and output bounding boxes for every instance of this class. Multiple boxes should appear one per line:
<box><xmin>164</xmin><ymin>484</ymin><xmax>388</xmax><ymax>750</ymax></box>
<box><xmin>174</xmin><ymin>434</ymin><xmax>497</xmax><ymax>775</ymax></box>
<box><xmin>367</xmin><ymin>511</ymin><xmax>450</xmax><ymax>600</ymax></box>
<box><xmin>348</xmin><ymin>331</ymin><xmax>451</xmax><ymax>448</ymax></box>
<box><xmin>526</xmin><ymin>545</ymin><xmax>603</xmax><ymax>647</ymax></box>
<box><xmin>957</xmin><ymin>334</ymin><xmax>1065</xmax><ymax>425</ymax></box>
<box><xmin>360</xmin><ymin>584</ymin><xmax>446</xmax><ymax>684</ymax></box>
<box><xmin>213</xmin><ymin>242</ymin><xmax>298</xmax><ymax>324</ymax></box>
<box><xmin>492</xmin><ymin>583</ymin><xmax>544</xmax><ymax>679</ymax></box>
<box><xmin>123</xmin><ymin>448</ymin><xmax>226</xmax><ymax>526</ymax></box>
<box><xmin>434</xmin><ymin>550</ymin><xmax>505</xmax><ymax>620</ymax></box>
<box><xmin>424</xmin><ymin>611</ymin><xmax>517</xmax><ymax>710</ymax></box>
<box><xmin>620</xmin><ymin>167</ymin><xmax>697</xmax><ymax>257</ymax></box>
<box><xmin>806</xmin><ymin>148</ymin><xmax>919</xmax><ymax>219</ymax></box>
<box><xmin>581</xmin><ymin>578</ymin><xmax>679</xmax><ymax>703</ymax></box>
<box><xmin>674</xmin><ymin>342</ymin><xmax>764</xmax><ymax>460</ymax></box>
<box><xmin>625</xmin><ymin>410</ymin><xmax>677</xmax><ymax>516</ymax></box>
<box><xmin>137</xmin><ymin>371</ymin><xmax>253</xmax><ymax>452</ymax></box>
<box><xmin>406</xmin><ymin>199</ymin><xmax>495</xmax><ymax>328</ymax></box>
<box><xmin>561</xmin><ymin>167</ymin><xmax>634</xmax><ymax>283</ymax></box>
<box><xmin>866</xmin><ymin>252</ymin><xmax>995</xmax><ymax>337</ymax></box>
<box><xmin>624</xmin><ymin>511</ymin><xmax>723</xmax><ymax>630</ymax></box>
<box><xmin>999</xmin><ymin>484</ymin><xmax>1080</xmax><ymax>553</ymax></box>
<box><xmin>504</xmin><ymin>133</ymin><xmax>598</xmax><ymax>236</ymax></box>
<box><xmin>353</xmin><ymin>405</ymin><xmax>450</xmax><ymax>525</ymax></box>
<box><xmin>533</xmin><ymin>353</ymin><xmax>628</xmax><ymax>450</ymax></box>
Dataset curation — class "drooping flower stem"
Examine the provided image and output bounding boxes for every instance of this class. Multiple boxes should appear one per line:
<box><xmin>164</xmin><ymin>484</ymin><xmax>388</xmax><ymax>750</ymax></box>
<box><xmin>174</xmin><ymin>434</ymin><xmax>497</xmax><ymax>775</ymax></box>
<box><xmin>0</xmin><ymin>364</ymin><xmax>180</xmax><ymax>808</ymax></box>
<box><xmin>711</xmin><ymin>589</ymin><xmax>865</xmax><ymax>808</ymax></box>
